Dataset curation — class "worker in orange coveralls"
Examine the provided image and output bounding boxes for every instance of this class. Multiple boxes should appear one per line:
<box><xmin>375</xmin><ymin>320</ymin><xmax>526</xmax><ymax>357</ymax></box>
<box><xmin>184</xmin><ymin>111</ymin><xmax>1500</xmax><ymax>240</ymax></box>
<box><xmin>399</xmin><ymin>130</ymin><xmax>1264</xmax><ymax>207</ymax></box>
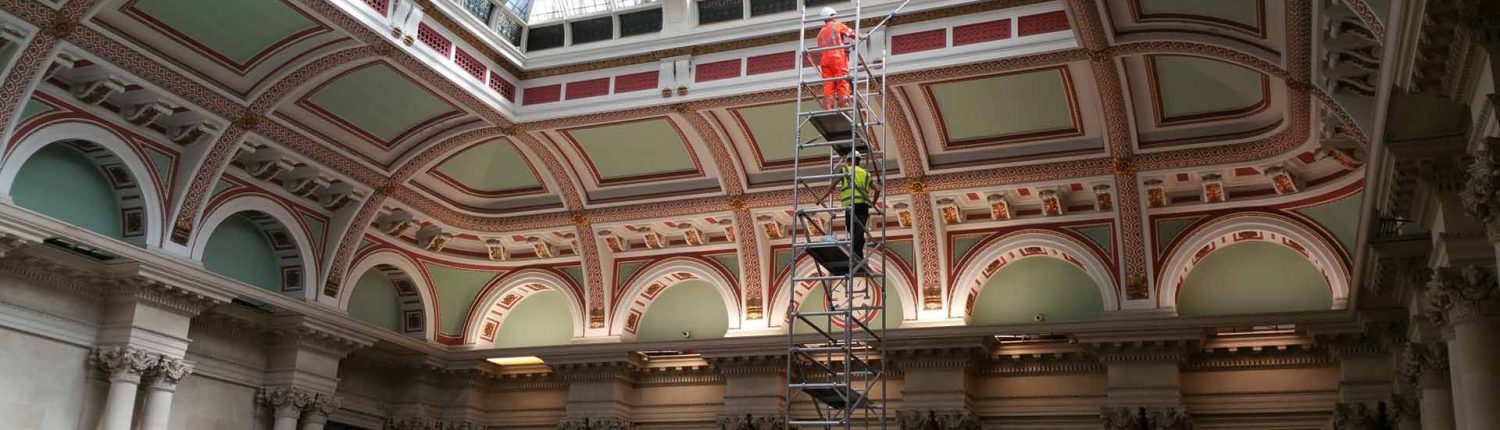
<box><xmin>817</xmin><ymin>7</ymin><xmax>855</xmax><ymax>110</ymax></box>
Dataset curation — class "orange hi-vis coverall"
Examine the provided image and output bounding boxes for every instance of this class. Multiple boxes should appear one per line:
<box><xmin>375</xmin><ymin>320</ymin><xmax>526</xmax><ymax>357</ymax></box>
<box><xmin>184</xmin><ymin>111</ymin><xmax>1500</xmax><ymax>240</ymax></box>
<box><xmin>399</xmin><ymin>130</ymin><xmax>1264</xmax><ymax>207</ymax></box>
<box><xmin>817</xmin><ymin>19</ymin><xmax>855</xmax><ymax>109</ymax></box>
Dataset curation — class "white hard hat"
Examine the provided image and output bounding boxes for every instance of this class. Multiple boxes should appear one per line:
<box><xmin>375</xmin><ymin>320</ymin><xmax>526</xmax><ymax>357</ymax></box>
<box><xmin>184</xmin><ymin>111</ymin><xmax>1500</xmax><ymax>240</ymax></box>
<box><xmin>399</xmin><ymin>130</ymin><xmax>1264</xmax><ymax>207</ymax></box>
<box><xmin>821</xmin><ymin>7</ymin><xmax>837</xmax><ymax>20</ymax></box>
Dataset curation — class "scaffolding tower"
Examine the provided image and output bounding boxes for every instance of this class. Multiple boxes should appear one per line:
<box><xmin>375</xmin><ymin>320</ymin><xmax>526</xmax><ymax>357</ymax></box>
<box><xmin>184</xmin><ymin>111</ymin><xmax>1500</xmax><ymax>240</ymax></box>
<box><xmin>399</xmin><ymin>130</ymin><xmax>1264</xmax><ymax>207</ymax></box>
<box><xmin>784</xmin><ymin>0</ymin><xmax>890</xmax><ymax>428</ymax></box>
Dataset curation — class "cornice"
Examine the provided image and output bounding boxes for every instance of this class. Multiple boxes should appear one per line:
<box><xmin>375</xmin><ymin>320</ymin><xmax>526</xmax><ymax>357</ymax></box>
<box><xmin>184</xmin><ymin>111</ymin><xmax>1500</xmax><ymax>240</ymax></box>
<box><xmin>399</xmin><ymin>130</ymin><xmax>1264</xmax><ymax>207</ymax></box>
<box><xmin>265</xmin><ymin>315</ymin><xmax>375</xmax><ymax>358</ymax></box>
<box><xmin>977</xmin><ymin>353</ymin><xmax>1103</xmax><ymax>376</ymax></box>
<box><xmin>1083</xmin><ymin>339</ymin><xmax>1200</xmax><ymax>363</ymax></box>
<box><xmin>1184</xmin><ymin>346</ymin><xmax>1333</xmax><ymax>371</ymax></box>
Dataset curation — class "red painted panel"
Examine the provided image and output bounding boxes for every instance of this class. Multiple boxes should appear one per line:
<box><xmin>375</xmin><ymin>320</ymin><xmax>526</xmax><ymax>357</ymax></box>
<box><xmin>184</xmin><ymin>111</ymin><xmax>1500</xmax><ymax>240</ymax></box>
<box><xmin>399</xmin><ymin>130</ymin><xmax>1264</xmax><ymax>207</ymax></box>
<box><xmin>454</xmin><ymin>49</ymin><xmax>486</xmax><ymax>80</ymax></box>
<box><xmin>566</xmin><ymin>77</ymin><xmax>611</xmax><ymax>100</ymax></box>
<box><xmin>1234</xmin><ymin>167</ymin><xmax>1260</xmax><ymax>176</ymax></box>
<box><xmin>1070</xmin><ymin>183</ymin><xmax>1084</xmax><ymax>191</ymax></box>
<box><xmin>614</xmin><ymin>71</ymin><xmax>659</xmax><ymax>93</ymax></box>
<box><xmin>1175</xmin><ymin>173</ymin><xmax>1190</xmax><ymax>182</ymax></box>
<box><xmin>695</xmin><ymin>59</ymin><xmax>743</xmax><ymax>83</ymax></box>
<box><xmin>523</xmin><ymin>84</ymin><xmax>561</xmax><ymax>105</ymax></box>
<box><xmin>1297</xmin><ymin>151</ymin><xmax>1318</xmax><ymax>163</ymax></box>
<box><xmin>1017</xmin><ymin>11</ymin><xmax>1070</xmax><ymax>36</ymax></box>
<box><xmin>953</xmin><ymin>19</ymin><xmax>1010</xmax><ymax>46</ymax></box>
<box><xmin>1016</xmin><ymin>188</ymin><xmax>1031</xmax><ymax>196</ymax></box>
<box><xmin>488</xmin><ymin>71</ymin><xmax>516</xmax><ymax>102</ymax></box>
<box><xmin>746</xmin><ymin>51</ymin><xmax>796</xmax><ymax>75</ymax></box>
<box><xmin>417</xmin><ymin>23</ymin><xmax>452</xmax><ymax>56</ymax></box>
<box><xmin>363</xmin><ymin>0</ymin><xmax>389</xmax><ymax>15</ymax></box>
<box><xmin>891</xmin><ymin>29</ymin><xmax>947</xmax><ymax>54</ymax></box>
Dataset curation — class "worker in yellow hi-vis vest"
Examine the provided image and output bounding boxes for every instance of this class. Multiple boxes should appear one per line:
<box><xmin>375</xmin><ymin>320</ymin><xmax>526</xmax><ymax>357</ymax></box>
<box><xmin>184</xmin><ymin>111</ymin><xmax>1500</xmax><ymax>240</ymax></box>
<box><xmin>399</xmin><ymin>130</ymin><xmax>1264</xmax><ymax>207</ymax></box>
<box><xmin>837</xmin><ymin>150</ymin><xmax>879</xmax><ymax>263</ymax></box>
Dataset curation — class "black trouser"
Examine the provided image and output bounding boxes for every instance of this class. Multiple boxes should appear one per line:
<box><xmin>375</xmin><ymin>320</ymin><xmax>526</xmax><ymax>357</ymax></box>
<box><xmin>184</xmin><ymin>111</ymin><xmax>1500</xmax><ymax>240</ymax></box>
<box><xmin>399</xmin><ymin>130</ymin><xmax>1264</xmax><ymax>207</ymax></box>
<box><xmin>850</xmin><ymin>203</ymin><xmax>869</xmax><ymax>264</ymax></box>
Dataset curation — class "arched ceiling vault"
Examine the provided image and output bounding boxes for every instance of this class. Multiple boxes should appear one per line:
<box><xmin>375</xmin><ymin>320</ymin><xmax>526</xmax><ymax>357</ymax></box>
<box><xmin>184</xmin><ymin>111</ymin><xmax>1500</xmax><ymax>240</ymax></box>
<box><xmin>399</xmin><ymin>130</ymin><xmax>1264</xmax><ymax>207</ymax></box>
<box><xmin>0</xmin><ymin>0</ymin><xmax>1373</xmax><ymax>322</ymax></box>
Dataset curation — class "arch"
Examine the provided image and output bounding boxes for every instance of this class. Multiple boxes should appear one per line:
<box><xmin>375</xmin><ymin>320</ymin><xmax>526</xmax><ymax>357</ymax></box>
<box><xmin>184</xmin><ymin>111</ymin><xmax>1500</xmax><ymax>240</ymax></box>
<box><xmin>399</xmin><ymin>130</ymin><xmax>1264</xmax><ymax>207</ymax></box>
<box><xmin>191</xmin><ymin>195</ymin><xmax>316</xmax><ymax>299</ymax></box>
<box><xmin>464</xmin><ymin>268</ymin><xmax>587</xmax><ymax>346</ymax></box>
<box><xmin>768</xmin><ymin>252</ymin><xmax>919</xmax><ymax>331</ymax></box>
<box><xmin>612</xmin><ymin>257</ymin><xmax>740</xmax><ymax>340</ymax></box>
<box><xmin>1157</xmin><ymin>213</ymin><xmax>1349</xmax><ymax>310</ymax></box>
<box><xmin>341</xmin><ymin>249</ymin><xmax>438</xmax><ymax>340</ymax></box>
<box><xmin>949</xmin><ymin>231</ymin><xmax>1119</xmax><ymax>320</ymax></box>
<box><xmin>0</xmin><ymin>121</ymin><xmax>164</xmax><ymax>247</ymax></box>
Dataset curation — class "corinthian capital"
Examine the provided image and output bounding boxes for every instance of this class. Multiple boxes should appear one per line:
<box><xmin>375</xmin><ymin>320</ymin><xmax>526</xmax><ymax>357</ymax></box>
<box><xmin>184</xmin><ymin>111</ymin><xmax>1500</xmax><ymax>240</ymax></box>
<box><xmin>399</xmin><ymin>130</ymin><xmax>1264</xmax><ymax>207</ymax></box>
<box><xmin>1400</xmin><ymin>343</ymin><xmax>1450</xmax><ymax>389</ymax></box>
<box><xmin>557</xmin><ymin>417</ymin><xmax>632</xmax><ymax>430</ymax></box>
<box><xmin>1100</xmin><ymin>406</ymin><xmax>1189</xmax><ymax>430</ymax></box>
<box><xmin>144</xmin><ymin>356</ymin><xmax>195</xmax><ymax>390</ymax></box>
<box><xmin>715</xmin><ymin>414</ymin><xmax>784</xmax><ymax>430</ymax></box>
<box><xmin>259</xmin><ymin>386</ymin><xmax>312</xmax><ymax>416</ymax></box>
<box><xmin>92</xmin><ymin>346</ymin><xmax>157</xmax><ymax>382</ymax></box>
<box><xmin>1425</xmin><ymin>265</ymin><xmax>1499</xmax><ymax>327</ymax></box>
<box><xmin>896</xmin><ymin>410</ymin><xmax>980</xmax><ymax>430</ymax></box>
<box><xmin>1462</xmin><ymin>141</ymin><xmax>1500</xmax><ymax>227</ymax></box>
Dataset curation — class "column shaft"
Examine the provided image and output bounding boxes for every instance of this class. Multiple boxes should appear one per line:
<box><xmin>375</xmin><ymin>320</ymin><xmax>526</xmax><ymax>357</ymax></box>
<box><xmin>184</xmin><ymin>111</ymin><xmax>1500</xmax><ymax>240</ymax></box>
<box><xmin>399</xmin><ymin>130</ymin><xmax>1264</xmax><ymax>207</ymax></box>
<box><xmin>138</xmin><ymin>386</ymin><xmax>175</xmax><ymax>430</ymax></box>
<box><xmin>271</xmin><ymin>407</ymin><xmax>300</xmax><ymax>430</ymax></box>
<box><xmin>97</xmin><ymin>378</ymin><xmax>140</xmax><ymax>430</ymax></box>
<box><xmin>1421</xmin><ymin>386</ymin><xmax>1455</xmax><ymax>430</ymax></box>
<box><xmin>1450</xmin><ymin>318</ymin><xmax>1500</xmax><ymax>429</ymax></box>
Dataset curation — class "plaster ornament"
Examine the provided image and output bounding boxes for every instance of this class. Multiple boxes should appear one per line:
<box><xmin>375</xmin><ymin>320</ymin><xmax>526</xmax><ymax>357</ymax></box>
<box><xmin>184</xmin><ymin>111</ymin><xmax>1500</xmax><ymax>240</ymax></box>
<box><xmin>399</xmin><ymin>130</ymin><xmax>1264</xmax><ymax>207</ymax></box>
<box><xmin>1264</xmin><ymin>166</ymin><xmax>1299</xmax><ymax>195</ymax></box>
<box><xmin>145</xmin><ymin>357</ymin><xmax>196</xmax><ymax>389</ymax></box>
<box><xmin>640</xmin><ymin>227</ymin><xmax>663</xmax><ymax>249</ymax></box>
<box><xmin>986</xmin><ymin>193</ymin><xmax>1011</xmax><ymax>220</ymax></box>
<box><xmin>683</xmin><ymin>227</ymin><xmax>704</xmax><ymax>246</ymax></box>
<box><xmin>92</xmin><ymin>346</ymin><xmax>157</xmax><ymax>381</ymax></box>
<box><xmin>1039</xmin><ymin>189</ymin><xmax>1064</xmax><ymax>216</ymax></box>
<box><xmin>716</xmin><ymin>414</ymin><xmax>784</xmax><ymax>429</ymax></box>
<box><xmin>1093</xmin><ymin>184</ymin><xmax>1113</xmax><ymax>211</ymax></box>
<box><xmin>600</xmin><ymin>230</ymin><xmax>628</xmax><ymax>252</ymax></box>
<box><xmin>1200</xmin><ymin>174</ymin><xmax>1225</xmax><ymax>203</ymax></box>
<box><xmin>1425</xmin><ymin>265</ymin><xmax>1498</xmax><ymax>328</ymax></box>
<box><xmin>894</xmin><ymin>202</ymin><xmax>913</xmax><ymax>228</ymax></box>
<box><xmin>896</xmin><ymin>409</ymin><xmax>980</xmax><ymax>430</ymax></box>
<box><xmin>121</xmin><ymin>100</ymin><xmax>175</xmax><ymax>126</ymax></box>
<box><xmin>937</xmin><ymin>198</ymin><xmax>961</xmax><ymax>224</ymax></box>
<box><xmin>72</xmin><ymin>76</ymin><xmax>127</xmax><ymax>105</ymax></box>
<box><xmin>485</xmin><ymin>238</ymin><xmax>507</xmax><ymax>261</ymax></box>
<box><xmin>530</xmin><ymin>237</ymin><xmax>553</xmax><ymax>258</ymax></box>
<box><xmin>1144</xmin><ymin>179</ymin><xmax>1168</xmax><ymax>208</ymax></box>
<box><xmin>1100</xmin><ymin>406</ymin><xmax>1189</xmax><ymax>430</ymax></box>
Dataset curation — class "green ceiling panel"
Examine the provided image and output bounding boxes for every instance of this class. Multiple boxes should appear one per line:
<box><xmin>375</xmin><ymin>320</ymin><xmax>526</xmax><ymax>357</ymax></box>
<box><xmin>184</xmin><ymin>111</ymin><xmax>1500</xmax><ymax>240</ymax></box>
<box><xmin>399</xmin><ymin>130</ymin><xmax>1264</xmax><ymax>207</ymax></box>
<box><xmin>735</xmin><ymin>102</ymin><xmax>827</xmax><ymax>164</ymax></box>
<box><xmin>494</xmin><ymin>291</ymin><xmax>574</xmax><ymax>348</ymax></box>
<box><xmin>347</xmin><ymin>269</ymin><xmax>401</xmax><ymax>332</ymax></box>
<box><xmin>1178</xmin><ymin>241</ymin><xmax>1331</xmax><ymax>316</ymax></box>
<box><xmin>434</xmin><ymin>138</ymin><xmax>540</xmax><ymax>192</ymax></box>
<box><xmin>560</xmin><ymin>266</ymin><xmax>586</xmax><ymax>290</ymax></box>
<box><xmin>710</xmin><ymin>254</ymin><xmax>740</xmax><ymax>278</ymax></box>
<box><xmin>422</xmin><ymin>263</ymin><xmax>501</xmax><ymax>335</ymax></box>
<box><xmin>794</xmin><ymin>282</ymin><xmax>902</xmax><ymax>334</ymax></box>
<box><xmin>773</xmin><ymin>248</ymin><xmax>795</xmax><ymax>277</ymax></box>
<box><xmin>18</xmin><ymin>98</ymin><xmax>51</xmax><ymax>123</ymax></box>
<box><xmin>1295</xmin><ymin>191</ymin><xmax>1364</xmax><ymax>252</ymax></box>
<box><xmin>616</xmin><ymin>260</ymin><xmax>647</xmax><ymax>286</ymax></box>
<box><xmin>929</xmin><ymin>68</ymin><xmax>1075</xmax><ymax>142</ymax></box>
<box><xmin>567</xmin><ymin>119</ymin><xmax>696</xmax><ymax>179</ymax></box>
<box><xmin>950</xmin><ymin>234</ymin><xmax>985</xmax><ymax>266</ymax></box>
<box><xmin>1154</xmin><ymin>217</ymin><xmax>1202</xmax><ymax>251</ymax></box>
<box><xmin>142</xmin><ymin>147</ymin><xmax>174</xmax><ymax>184</ymax></box>
<box><xmin>635</xmin><ymin>280</ymin><xmax>729</xmax><ymax>341</ymax></box>
<box><xmin>203</xmin><ymin>214</ymin><xmax>282</xmax><ymax>292</ymax></box>
<box><xmin>300</xmin><ymin>214</ymin><xmax>325</xmax><ymax>248</ymax></box>
<box><xmin>1152</xmin><ymin>56</ymin><xmax>1263</xmax><ymax>119</ymax></box>
<box><xmin>133</xmin><ymin>0</ymin><xmax>318</xmax><ymax>64</ymax></box>
<box><xmin>1138</xmin><ymin>0</ymin><xmax>1261</xmax><ymax>30</ymax></box>
<box><xmin>13</xmin><ymin>145</ymin><xmax>123</xmax><ymax>239</ymax></box>
<box><xmin>1066</xmin><ymin>225</ymin><xmax>1113</xmax><ymax>254</ymax></box>
<box><xmin>970</xmin><ymin>257</ymin><xmax>1103</xmax><ymax>325</ymax></box>
<box><xmin>308</xmin><ymin>64</ymin><xmax>456</xmax><ymax>142</ymax></box>
<box><xmin>886</xmin><ymin>239</ymin><xmax>914</xmax><ymax>268</ymax></box>
<box><xmin>211</xmin><ymin>179</ymin><xmax>237</xmax><ymax>198</ymax></box>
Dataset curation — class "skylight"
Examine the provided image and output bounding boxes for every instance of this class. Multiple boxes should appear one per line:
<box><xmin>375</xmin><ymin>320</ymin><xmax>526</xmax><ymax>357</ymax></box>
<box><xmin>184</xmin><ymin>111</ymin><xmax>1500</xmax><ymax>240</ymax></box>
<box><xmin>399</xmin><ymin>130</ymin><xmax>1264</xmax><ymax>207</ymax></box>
<box><xmin>525</xmin><ymin>0</ymin><xmax>661</xmax><ymax>24</ymax></box>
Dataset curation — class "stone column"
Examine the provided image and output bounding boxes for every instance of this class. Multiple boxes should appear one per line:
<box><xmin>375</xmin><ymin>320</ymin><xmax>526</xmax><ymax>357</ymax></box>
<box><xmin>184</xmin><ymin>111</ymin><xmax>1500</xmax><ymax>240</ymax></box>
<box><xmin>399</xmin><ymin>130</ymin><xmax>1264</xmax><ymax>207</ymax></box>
<box><xmin>547</xmin><ymin>354</ymin><xmax>640</xmax><ymax>427</ymax></box>
<box><xmin>1402</xmin><ymin>343</ymin><xmax>1455</xmax><ymax>430</ymax></box>
<box><xmin>261</xmin><ymin>386</ymin><xmax>312</xmax><ymax>430</ymax></box>
<box><xmin>91</xmin><ymin>346</ymin><xmax>155</xmax><ymax>430</ymax></box>
<box><xmin>1321</xmin><ymin>321</ymin><xmax>1403</xmax><ymax>430</ymax></box>
<box><xmin>139</xmin><ymin>356</ymin><xmax>195</xmax><ymax>430</ymax></box>
<box><xmin>885</xmin><ymin>339</ymin><xmax>984</xmax><ymax>430</ymax></box>
<box><xmin>701</xmin><ymin>348</ymin><xmax>785</xmax><ymax>429</ymax></box>
<box><xmin>1425</xmin><ymin>265</ymin><xmax>1500</xmax><ymax>430</ymax></box>
<box><xmin>1085</xmin><ymin>339</ymin><xmax>1196</xmax><ymax>430</ymax></box>
<box><xmin>301</xmin><ymin>394</ymin><xmax>338</xmax><ymax>430</ymax></box>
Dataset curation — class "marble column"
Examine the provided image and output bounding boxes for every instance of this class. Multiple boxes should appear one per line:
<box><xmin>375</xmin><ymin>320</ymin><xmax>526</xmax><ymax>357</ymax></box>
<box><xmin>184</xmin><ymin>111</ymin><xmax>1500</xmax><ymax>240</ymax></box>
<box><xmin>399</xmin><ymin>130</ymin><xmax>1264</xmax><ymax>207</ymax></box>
<box><xmin>301</xmin><ymin>394</ymin><xmax>338</xmax><ymax>430</ymax></box>
<box><xmin>1403</xmin><ymin>343</ymin><xmax>1455</xmax><ymax>430</ymax></box>
<box><xmin>1426</xmin><ymin>265</ymin><xmax>1500</xmax><ymax>430</ymax></box>
<box><xmin>91</xmin><ymin>346</ymin><xmax>155</xmax><ymax>430</ymax></box>
<box><xmin>139</xmin><ymin>356</ymin><xmax>195</xmax><ymax>430</ymax></box>
<box><xmin>261</xmin><ymin>387</ymin><xmax>312</xmax><ymax>430</ymax></box>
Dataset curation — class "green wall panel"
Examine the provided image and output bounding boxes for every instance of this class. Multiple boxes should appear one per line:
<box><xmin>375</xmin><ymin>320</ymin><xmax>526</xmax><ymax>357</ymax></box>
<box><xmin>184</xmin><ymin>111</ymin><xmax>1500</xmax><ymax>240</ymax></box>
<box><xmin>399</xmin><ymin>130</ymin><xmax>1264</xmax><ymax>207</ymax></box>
<box><xmin>12</xmin><ymin>145</ymin><xmax>122</xmax><ymax>238</ymax></box>
<box><xmin>423</xmin><ymin>263</ymin><xmax>500</xmax><ymax>335</ymax></box>
<box><xmin>202</xmin><ymin>214</ymin><xmax>283</xmax><ymax>292</ymax></box>
<box><xmin>1178</xmin><ymin>241</ymin><xmax>1332</xmax><ymax>316</ymax></box>
<box><xmin>635</xmin><ymin>280</ymin><xmax>729</xmax><ymax>341</ymax></box>
<box><xmin>494</xmin><ymin>291</ymin><xmax>573</xmax><ymax>348</ymax></box>
<box><xmin>793</xmin><ymin>282</ymin><xmax>903</xmax><ymax>334</ymax></box>
<box><xmin>1295</xmin><ymin>191</ymin><xmax>1364</xmax><ymax>252</ymax></box>
<box><xmin>347</xmin><ymin>270</ymin><xmax>401</xmax><ymax>332</ymax></box>
<box><xmin>970</xmin><ymin>257</ymin><xmax>1103</xmax><ymax>325</ymax></box>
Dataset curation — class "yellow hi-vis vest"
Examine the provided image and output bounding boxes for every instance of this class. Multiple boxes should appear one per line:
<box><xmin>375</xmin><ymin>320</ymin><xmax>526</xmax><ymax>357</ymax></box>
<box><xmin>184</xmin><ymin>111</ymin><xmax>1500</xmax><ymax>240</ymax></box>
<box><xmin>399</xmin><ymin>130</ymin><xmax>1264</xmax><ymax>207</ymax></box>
<box><xmin>838</xmin><ymin>165</ymin><xmax>871</xmax><ymax>206</ymax></box>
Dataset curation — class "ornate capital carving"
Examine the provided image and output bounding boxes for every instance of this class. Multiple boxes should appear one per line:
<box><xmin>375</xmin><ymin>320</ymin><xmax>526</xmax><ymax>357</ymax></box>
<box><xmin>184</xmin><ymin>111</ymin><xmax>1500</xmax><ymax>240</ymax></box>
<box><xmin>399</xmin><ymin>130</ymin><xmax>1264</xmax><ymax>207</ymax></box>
<box><xmin>896</xmin><ymin>409</ymin><xmax>980</xmax><ymax>430</ymax></box>
<box><xmin>1332</xmin><ymin>402</ymin><xmax>1392</xmax><ymax>430</ymax></box>
<box><xmin>715</xmin><ymin>414</ymin><xmax>784</xmax><ymax>430</ymax></box>
<box><xmin>304</xmin><ymin>393</ymin><xmax>340</xmax><ymax>420</ymax></box>
<box><xmin>1425</xmin><ymin>265</ymin><xmax>1500</xmax><ymax>328</ymax></box>
<box><xmin>1401</xmin><ymin>343</ymin><xmax>1450</xmax><ymax>390</ymax></box>
<box><xmin>385</xmin><ymin>417</ymin><xmax>478</xmax><ymax>430</ymax></box>
<box><xmin>557</xmin><ymin>417</ymin><xmax>632</xmax><ymax>430</ymax></box>
<box><xmin>1318</xmin><ymin>320</ymin><xmax>1406</xmax><ymax>358</ymax></box>
<box><xmin>1100</xmin><ymin>406</ymin><xmax>1189</xmax><ymax>430</ymax></box>
<box><xmin>92</xmin><ymin>346</ymin><xmax>157</xmax><ymax>383</ymax></box>
<box><xmin>144</xmin><ymin>356</ymin><xmax>195</xmax><ymax>390</ymax></box>
<box><xmin>258</xmin><ymin>386</ymin><xmax>313</xmax><ymax>417</ymax></box>
<box><xmin>1388</xmin><ymin>393</ymin><xmax>1420</xmax><ymax>423</ymax></box>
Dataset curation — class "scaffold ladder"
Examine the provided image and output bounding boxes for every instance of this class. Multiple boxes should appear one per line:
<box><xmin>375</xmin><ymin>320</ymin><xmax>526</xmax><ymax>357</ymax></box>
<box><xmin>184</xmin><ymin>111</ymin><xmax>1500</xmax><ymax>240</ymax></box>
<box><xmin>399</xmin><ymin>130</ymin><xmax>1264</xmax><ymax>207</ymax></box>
<box><xmin>784</xmin><ymin>0</ymin><xmax>893</xmax><ymax>428</ymax></box>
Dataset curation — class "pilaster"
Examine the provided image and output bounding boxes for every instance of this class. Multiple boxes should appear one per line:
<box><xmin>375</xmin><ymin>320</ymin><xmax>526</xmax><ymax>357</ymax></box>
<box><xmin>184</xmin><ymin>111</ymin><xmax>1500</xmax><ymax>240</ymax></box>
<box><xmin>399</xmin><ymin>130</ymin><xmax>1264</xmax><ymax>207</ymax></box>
<box><xmin>263</xmin><ymin>314</ymin><xmax>373</xmax><ymax>395</ymax></box>
<box><xmin>701</xmin><ymin>346</ymin><xmax>786</xmax><ymax>418</ymax></box>
<box><xmin>547</xmin><ymin>354</ymin><xmax>641</xmax><ymax>422</ymax></box>
<box><xmin>884</xmin><ymin>338</ymin><xmax>985</xmax><ymax>416</ymax></box>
